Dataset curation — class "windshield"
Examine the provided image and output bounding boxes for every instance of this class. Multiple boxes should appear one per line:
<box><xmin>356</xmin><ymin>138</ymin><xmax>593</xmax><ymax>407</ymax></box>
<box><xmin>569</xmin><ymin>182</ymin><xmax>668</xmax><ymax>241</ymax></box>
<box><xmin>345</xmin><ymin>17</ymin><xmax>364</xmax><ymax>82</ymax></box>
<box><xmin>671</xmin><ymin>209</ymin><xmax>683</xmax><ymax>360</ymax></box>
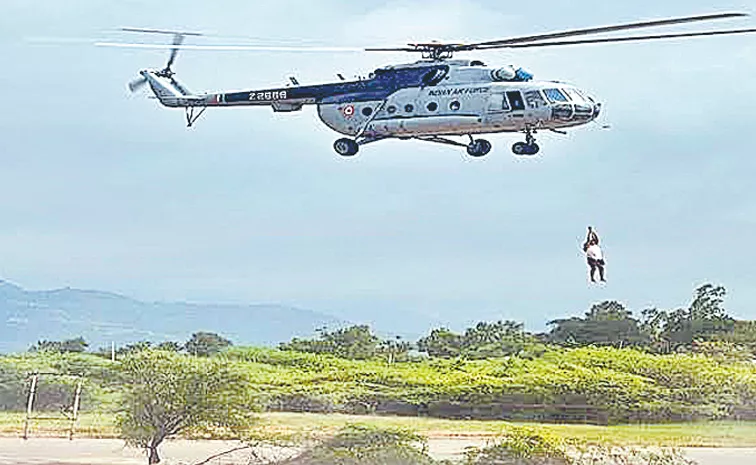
<box><xmin>562</xmin><ymin>88</ymin><xmax>585</xmax><ymax>102</ymax></box>
<box><xmin>543</xmin><ymin>88</ymin><xmax>568</xmax><ymax>103</ymax></box>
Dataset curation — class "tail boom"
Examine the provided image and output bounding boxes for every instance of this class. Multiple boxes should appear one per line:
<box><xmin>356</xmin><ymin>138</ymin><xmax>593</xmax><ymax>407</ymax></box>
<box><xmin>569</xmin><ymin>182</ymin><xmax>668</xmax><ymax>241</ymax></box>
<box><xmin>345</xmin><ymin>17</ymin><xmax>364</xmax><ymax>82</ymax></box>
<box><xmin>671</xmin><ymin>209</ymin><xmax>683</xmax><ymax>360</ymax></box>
<box><xmin>143</xmin><ymin>70</ymin><xmax>311</xmax><ymax>112</ymax></box>
<box><xmin>141</xmin><ymin>70</ymin><xmax>205</xmax><ymax>107</ymax></box>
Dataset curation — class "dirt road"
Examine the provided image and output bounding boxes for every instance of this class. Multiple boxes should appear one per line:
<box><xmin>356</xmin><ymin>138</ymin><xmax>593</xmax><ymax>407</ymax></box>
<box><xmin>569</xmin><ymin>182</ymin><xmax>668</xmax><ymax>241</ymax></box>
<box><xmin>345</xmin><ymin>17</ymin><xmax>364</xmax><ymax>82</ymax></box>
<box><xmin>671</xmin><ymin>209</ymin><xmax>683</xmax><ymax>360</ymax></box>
<box><xmin>2</xmin><ymin>438</ymin><xmax>756</xmax><ymax>465</ymax></box>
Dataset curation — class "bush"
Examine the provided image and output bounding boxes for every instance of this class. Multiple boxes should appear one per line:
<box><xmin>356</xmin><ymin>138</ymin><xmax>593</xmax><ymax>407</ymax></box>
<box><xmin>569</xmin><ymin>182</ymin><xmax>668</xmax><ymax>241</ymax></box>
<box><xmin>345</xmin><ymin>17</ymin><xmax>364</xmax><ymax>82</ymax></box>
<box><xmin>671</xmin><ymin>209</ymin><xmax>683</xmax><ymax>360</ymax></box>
<box><xmin>465</xmin><ymin>428</ymin><xmax>696</xmax><ymax>465</ymax></box>
<box><xmin>4</xmin><ymin>345</ymin><xmax>756</xmax><ymax>423</ymax></box>
<box><xmin>464</xmin><ymin>427</ymin><xmax>570</xmax><ymax>465</ymax></box>
<box><xmin>282</xmin><ymin>425</ymin><xmax>438</xmax><ymax>465</ymax></box>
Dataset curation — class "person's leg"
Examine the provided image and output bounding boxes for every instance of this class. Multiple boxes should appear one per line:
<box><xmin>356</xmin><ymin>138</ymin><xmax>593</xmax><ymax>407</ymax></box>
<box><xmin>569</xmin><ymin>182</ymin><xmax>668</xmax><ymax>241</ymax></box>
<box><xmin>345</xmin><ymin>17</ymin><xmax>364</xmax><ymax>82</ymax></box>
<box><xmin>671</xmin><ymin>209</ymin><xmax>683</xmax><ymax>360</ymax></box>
<box><xmin>588</xmin><ymin>259</ymin><xmax>597</xmax><ymax>282</ymax></box>
<box><xmin>598</xmin><ymin>261</ymin><xmax>606</xmax><ymax>281</ymax></box>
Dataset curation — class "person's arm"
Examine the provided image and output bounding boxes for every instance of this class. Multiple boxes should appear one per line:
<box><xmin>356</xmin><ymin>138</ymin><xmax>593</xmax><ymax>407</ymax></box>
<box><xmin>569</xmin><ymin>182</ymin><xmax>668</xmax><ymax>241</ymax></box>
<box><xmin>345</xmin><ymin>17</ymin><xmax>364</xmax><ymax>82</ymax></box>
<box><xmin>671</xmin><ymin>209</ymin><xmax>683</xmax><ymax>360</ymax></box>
<box><xmin>589</xmin><ymin>227</ymin><xmax>600</xmax><ymax>245</ymax></box>
<box><xmin>583</xmin><ymin>227</ymin><xmax>592</xmax><ymax>251</ymax></box>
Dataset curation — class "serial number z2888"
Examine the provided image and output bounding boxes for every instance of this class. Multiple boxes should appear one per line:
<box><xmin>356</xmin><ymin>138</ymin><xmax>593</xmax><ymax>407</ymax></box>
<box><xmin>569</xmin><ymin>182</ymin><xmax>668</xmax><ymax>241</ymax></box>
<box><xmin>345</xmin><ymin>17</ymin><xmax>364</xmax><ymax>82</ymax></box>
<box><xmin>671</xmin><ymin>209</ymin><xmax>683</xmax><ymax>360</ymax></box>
<box><xmin>249</xmin><ymin>90</ymin><xmax>288</xmax><ymax>101</ymax></box>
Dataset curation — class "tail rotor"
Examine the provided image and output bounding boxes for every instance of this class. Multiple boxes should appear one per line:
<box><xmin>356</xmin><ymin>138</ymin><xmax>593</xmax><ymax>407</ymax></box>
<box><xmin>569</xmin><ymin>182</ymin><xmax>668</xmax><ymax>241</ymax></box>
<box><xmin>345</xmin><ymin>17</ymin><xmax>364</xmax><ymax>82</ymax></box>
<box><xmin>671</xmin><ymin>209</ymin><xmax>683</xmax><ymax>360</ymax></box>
<box><xmin>128</xmin><ymin>75</ymin><xmax>148</xmax><ymax>93</ymax></box>
<box><xmin>122</xmin><ymin>28</ymin><xmax>201</xmax><ymax>93</ymax></box>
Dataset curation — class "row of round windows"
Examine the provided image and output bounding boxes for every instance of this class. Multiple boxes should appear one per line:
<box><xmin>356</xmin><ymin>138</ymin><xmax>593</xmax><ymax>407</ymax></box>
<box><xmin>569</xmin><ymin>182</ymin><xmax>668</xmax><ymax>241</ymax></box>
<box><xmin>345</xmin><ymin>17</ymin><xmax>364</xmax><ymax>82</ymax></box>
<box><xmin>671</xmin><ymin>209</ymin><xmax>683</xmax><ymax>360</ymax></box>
<box><xmin>360</xmin><ymin>100</ymin><xmax>462</xmax><ymax>117</ymax></box>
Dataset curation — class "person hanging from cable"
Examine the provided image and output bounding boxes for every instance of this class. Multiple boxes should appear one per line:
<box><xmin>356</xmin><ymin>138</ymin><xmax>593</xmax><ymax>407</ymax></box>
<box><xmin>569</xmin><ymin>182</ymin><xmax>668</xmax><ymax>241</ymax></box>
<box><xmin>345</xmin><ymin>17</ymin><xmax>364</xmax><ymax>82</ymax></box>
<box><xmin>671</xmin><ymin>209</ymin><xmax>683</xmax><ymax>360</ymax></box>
<box><xmin>582</xmin><ymin>226</ymin><xmax>599</xmax><ymax>251</ymax></box>
<box><xmin>582</xmin><ymin>226</ymin><xmax>606</xmax><ymax>283</ymax></box>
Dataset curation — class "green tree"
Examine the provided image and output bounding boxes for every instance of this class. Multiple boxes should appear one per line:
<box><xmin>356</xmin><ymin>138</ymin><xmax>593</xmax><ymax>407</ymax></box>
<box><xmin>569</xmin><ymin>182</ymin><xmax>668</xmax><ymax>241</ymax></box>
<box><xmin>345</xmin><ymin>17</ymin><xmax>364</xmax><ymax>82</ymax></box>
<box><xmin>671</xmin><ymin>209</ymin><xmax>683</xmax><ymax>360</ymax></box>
<box><xmin>662</xmin><ymin>284</ymin><xmax>734</xmax><ymax>346</ymax></box>
<box><xmin>183</xmin><ymin>332</ymin><xmax>232</xmax><ymax>357</ymax></box>
<box><xmin>548</xmin><ymin>301</ymin><xmax>648</xmax><ymax>348</ymax></box>
<box><xmin>118</xmin><ymin>341</ymin><xmax>152</xmax><ymax>356</ymax></box>
<box><xmin>117</xmin><ymin>350</ymin><xmax>255</xmax><ymax>464</ymax></box>
<box><xmin>0</xmin><ymin>365</ymin><xmax>26</xmax><ymax>410</ymax></box>
<box><xmin>378</xmin><ymin>336</ymin><xmax>412</xmax><ymax>364</ymax></box>
<box><xmin>416</xmin><ymin>327</ymin><xmax>464</xmax><ymax>358</ymax></box>
<box><xmin>418</xmin><ymin>321</ymin><xmax>541</xmax><ymax>359</ymax></box>
<box><xmin>154</xmin><ymin>341</ymin><xmax>182</xmax><ymax>352</ymax></box>
<box><xmin>461</xmin><ymin>320</ymin><xmax>537</xmax><ymax>358</ymax></box>
<box><xmin>29</xmin><ymin>336</ymin><xmax>88</xmax><ymax>353</ymax></box>
<box><xmin>280</xmin><ymin>325</ymin><xmax>380</xmax><ymax>360</ymax></box>
<box><xmin>585</xmin><ymin>301</ymin><xmax>632</xmax><ymax>321</ymax></box>
<box><xmin>640</xmin><ymin>284</ymin><xmax>736</xmax><ymax>351</ymax></box>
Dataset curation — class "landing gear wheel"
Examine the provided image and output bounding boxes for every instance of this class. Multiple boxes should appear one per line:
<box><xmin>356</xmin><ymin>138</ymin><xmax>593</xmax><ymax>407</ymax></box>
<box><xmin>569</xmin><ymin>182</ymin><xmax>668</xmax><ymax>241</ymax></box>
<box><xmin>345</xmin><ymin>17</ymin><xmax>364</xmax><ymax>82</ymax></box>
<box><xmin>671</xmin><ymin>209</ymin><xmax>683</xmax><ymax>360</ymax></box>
<box><xmin>512</xmin><ymin>142</ymin><xmax>540</xmax><ymax>156</ymax></box>
<box><xmin>466</xmin><ymin>138</ymin><xmax>492</xmax><ymax>157</ymax></box>
<box><xmin>334</xmin><ymin>138</ymin><xmax>359</xmax><ymax>157</ymax></box>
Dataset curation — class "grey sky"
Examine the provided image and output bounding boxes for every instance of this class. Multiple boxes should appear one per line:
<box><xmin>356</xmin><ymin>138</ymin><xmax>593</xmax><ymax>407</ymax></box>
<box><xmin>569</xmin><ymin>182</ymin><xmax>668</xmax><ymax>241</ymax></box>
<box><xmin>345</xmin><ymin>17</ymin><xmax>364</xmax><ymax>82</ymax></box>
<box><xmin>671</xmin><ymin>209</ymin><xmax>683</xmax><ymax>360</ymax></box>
<box><xmin>1</xmin><ymin>0</ymin><xmax>755</xmax><ymax>335</ymax></box>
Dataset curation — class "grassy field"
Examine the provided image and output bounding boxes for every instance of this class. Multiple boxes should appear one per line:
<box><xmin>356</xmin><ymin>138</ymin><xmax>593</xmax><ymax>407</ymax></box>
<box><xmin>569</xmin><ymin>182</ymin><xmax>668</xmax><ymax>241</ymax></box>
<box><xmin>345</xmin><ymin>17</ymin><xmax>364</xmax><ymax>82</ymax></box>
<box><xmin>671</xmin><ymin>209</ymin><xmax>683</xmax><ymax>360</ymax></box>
<box><xmin>3</xmin><ymin>411</ymin><xmax>756</xmax><ymax>447</ymax></box>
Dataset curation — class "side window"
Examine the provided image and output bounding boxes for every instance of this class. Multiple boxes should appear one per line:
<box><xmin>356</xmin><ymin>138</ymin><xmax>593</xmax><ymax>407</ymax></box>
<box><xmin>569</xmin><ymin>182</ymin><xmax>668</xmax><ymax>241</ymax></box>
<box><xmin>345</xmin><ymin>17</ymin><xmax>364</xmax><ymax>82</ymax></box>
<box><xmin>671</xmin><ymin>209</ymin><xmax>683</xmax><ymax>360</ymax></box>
<box><xmin>524</xmin><ymin>90</ymin><xmax>546</xmax><ymax>108</ymax></box>
<box><xmin>543</xmin><ymin>88</ymin><xmax>568</xmax><ymax>103</ymax></box>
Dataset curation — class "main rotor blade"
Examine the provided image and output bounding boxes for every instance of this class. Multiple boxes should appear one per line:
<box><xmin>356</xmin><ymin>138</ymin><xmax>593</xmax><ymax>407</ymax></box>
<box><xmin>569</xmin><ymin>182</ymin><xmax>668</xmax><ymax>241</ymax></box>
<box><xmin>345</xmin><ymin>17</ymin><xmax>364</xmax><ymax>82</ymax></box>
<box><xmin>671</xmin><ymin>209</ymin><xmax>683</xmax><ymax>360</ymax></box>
<box><xmin>364</xmin><ymin>47</ymin><xmax>420</xmax><ymax>52</ymax></box>
<box><xmin>121</xmin><ymin>27</ymin><xmax>203</xmax><ymax>37</ymax></box>
<box><xmin>166</xmin><ymin>34</ymin><xmax>184</xmax><ymax>69</ymax></box>
<box><xmin>487</xmin><ymin>28</ymin><xmax>756</xmax><ymax>49</ymax></box>
<box><xmin>95</xmin><ymin>42</ymin><xmax>366</xmax><ymax>52</ymax></box>
<box><xmin>468</xmin><ymin>12</ymin><xmax>749</xmax><ymax>48</ymax></box>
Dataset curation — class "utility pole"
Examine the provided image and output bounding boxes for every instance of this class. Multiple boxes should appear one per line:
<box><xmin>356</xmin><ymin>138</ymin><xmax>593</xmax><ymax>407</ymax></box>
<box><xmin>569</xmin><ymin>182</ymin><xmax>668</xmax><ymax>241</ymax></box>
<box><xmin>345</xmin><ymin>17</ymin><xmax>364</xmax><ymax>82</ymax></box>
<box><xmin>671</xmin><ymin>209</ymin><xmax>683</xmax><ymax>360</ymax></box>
<box><xmin>23</xmin><ymin>374</ymin><xmax>39</xmax><ymax>440</ymax></box>
<box><xmin>111</xmin><ymin>341</ymin><xmax>115</xmax><ymax>362</ymax></box>
<box><xmin>69</xmin><ymin>380</ymin><xmax>83</xmax><ymax>440</ymax></box>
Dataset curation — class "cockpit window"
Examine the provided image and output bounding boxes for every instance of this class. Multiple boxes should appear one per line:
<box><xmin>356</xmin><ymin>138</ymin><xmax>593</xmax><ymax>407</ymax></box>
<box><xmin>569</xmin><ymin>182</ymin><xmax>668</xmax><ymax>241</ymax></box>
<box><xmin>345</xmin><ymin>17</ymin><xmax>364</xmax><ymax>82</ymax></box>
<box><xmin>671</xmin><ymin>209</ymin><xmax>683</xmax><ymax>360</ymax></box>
<box><xmin>562</xmin><ymin>88</ymin><xmax>584</xmax><ymax>102</ymax></box>
<box><xmin>574</xmin><ymin>88</ymin><xmax>594</xmax><ymax>103</ymax></box>
<box><xmin>543</xmin><ymin>88</ymin><xmax>568</xmax><ymax>103</ymax></box>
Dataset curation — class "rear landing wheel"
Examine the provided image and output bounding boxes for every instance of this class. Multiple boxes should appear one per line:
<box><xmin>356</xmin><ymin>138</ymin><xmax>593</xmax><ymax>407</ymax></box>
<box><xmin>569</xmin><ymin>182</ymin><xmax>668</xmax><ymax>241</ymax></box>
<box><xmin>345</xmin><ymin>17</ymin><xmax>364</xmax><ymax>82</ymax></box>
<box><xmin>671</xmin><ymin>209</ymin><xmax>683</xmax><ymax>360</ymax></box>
<box><xmin>512</xmin><ymin>142</ymin><xmax>539</xmax><ymax>156</ymax></box>
<box><xmin>334</xmin><ymin>138</ymin><xmax>359</xmax><ymax>157</ymax></box>
<box><xmin>466</xmin><ymin>139</ymin><xmax>492</xmax><ymax>157</ymax></box>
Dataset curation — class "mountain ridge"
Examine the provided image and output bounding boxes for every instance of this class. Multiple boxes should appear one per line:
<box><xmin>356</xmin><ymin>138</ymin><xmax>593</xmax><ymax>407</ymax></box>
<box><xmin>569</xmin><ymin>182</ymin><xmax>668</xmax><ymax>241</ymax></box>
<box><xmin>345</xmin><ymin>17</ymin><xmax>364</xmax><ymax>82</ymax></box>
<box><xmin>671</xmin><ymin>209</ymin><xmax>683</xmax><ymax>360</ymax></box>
<box><xmin>0</xmin><ymin>279</ymin><xmax>349</xmax><ymax>354</ymax></box>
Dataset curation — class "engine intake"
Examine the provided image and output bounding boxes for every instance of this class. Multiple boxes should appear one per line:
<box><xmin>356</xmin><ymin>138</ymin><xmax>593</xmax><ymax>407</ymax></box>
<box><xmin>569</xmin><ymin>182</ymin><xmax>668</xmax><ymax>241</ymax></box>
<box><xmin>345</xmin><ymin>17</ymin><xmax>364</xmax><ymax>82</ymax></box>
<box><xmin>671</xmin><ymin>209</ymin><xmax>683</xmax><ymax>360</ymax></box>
<box><xmin>491</xmin><ymin>66</ymin><xmax>534</xmax><ymax>82</ymax></box>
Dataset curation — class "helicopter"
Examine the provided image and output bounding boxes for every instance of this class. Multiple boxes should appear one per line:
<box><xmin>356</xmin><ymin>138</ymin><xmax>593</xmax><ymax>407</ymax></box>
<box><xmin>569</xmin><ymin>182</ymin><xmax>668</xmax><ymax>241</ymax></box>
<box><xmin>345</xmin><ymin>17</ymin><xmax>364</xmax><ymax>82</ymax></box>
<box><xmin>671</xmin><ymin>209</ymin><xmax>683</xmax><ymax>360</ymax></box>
<box><xmin>100</xmin><ymin>12</ymin><xmax>756</xmax><ymax>157</ymax></box>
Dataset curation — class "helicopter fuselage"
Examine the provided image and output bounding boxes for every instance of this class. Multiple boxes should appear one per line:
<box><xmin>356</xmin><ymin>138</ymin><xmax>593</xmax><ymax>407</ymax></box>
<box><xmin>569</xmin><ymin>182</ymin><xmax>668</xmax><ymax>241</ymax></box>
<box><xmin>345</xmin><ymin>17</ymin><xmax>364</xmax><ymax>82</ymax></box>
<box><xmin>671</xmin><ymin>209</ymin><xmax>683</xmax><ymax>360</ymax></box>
<box><xmin>123</xmin><ymin>11</ymin><xmax>756</xmax><ymax>156</ymax></box>
<box><xmin>198</xmin><ymin>59</ymin><xmax>601</xmax><ymax>135</ymax></box>
<box><xmin>316</xmin><ymin>78</ymin><xmax>600</xmax><ymax>138</ymax></box>
<box><xmin>142</xmin><ymin>58</ymin><xmax>601</xmax><ymax>156</ymax></box>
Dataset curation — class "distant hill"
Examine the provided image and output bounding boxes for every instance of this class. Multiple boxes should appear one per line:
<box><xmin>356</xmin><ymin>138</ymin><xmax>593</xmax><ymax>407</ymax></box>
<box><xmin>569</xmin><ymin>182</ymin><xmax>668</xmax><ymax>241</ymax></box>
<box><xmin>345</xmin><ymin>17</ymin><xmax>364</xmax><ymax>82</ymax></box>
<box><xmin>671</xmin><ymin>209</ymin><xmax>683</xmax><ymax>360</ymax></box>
<box><xmin>0</xmin><ymin>280</ymin><xmax>347</xmax><ymax>354</ymax></box>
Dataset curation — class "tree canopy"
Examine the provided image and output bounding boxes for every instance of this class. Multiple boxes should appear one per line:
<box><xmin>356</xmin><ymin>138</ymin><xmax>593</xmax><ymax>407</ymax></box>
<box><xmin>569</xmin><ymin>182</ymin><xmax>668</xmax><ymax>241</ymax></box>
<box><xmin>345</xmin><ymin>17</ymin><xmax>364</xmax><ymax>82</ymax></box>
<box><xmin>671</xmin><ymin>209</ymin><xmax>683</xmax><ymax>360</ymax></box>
<box><xmin>279</xmin><ymin>325</ymin><xmax>382</xmax><ymax>360</ymax></box>
<box><xmin>29</xmin><ymin>336</ymin><xmax>88</xmax><ymax>353</ymax></box>
<box><xmin>183</xmin><ymin>332</ymin><xmax>233</xmax><ymax>357</ymax></box>
<box><xmin>547</xmin><ymin>301</ymin><xmax>649</xmax><ymax>348</ymax></box>
<box><xmin>117</xmin><ymin>350</ymin><xmax>255</xmax><ymax>463</ymax></box>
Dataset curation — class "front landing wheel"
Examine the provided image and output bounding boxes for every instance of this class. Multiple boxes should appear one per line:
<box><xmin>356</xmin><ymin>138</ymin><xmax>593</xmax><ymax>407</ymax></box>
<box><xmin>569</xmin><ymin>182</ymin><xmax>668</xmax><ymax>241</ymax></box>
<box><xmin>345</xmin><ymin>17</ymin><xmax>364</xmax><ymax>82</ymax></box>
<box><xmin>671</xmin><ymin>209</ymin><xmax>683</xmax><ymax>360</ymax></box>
<box><xmin>334</xmin><ymin>138</ymin><xmax>359</xmax><ymax>157</ymax></box>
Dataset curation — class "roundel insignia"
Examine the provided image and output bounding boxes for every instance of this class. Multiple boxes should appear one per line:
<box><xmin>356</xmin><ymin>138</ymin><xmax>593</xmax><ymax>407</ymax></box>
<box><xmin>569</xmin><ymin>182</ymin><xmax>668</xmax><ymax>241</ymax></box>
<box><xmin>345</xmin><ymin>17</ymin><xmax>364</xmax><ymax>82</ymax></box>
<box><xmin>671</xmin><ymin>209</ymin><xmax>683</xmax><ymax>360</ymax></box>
<box><xmin>342</xmin><ymin>105</ymin><xmax>355</xmax><ymax>118</ymax></box>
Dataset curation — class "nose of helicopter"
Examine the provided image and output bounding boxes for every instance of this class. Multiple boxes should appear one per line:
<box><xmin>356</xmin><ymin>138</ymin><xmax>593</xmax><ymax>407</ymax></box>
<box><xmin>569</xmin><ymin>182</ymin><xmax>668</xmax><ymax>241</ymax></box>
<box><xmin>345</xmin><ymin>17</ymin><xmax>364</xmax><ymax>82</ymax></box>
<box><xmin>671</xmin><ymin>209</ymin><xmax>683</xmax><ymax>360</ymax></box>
<box><xmin>593</xmin><ymin>101</ymin><xmax>602</xmax><ymax>118</ymax></box>
<box><xmin>582</xmin><ymin>90</ymin><xmax>602</xmax><ymax>118</ymax></box>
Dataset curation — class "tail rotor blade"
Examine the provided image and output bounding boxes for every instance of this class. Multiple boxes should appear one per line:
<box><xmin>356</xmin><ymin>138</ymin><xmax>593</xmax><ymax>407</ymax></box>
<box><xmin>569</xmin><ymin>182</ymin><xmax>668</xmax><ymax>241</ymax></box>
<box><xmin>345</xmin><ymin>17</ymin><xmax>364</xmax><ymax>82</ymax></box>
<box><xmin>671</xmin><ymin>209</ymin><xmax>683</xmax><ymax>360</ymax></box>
<box><xmin>128</xmin><ymin>76</ymin><xmax>148</xmax><ymax>92</ymax></box>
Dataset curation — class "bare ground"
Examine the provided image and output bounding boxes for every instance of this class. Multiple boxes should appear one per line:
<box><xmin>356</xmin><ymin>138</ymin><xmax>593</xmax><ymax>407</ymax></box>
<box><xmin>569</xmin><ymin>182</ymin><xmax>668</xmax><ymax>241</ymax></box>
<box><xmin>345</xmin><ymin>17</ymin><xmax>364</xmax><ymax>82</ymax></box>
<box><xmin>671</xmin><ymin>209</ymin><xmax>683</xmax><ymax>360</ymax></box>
<box><xmin>1</xmin><ymin>438</ymin><xmax>756</xmax><ymax>465</ymax></box>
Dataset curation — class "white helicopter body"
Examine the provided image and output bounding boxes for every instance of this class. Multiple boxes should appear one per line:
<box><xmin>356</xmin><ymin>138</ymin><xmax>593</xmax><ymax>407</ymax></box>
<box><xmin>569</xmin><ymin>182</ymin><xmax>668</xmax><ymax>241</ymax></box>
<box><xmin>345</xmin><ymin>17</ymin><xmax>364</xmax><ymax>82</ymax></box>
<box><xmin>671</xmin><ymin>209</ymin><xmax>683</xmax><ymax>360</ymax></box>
<box><xmin>110</xmin><ymin>12</ymin><xmax>755</xmax><ymax>157</ymax></box>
